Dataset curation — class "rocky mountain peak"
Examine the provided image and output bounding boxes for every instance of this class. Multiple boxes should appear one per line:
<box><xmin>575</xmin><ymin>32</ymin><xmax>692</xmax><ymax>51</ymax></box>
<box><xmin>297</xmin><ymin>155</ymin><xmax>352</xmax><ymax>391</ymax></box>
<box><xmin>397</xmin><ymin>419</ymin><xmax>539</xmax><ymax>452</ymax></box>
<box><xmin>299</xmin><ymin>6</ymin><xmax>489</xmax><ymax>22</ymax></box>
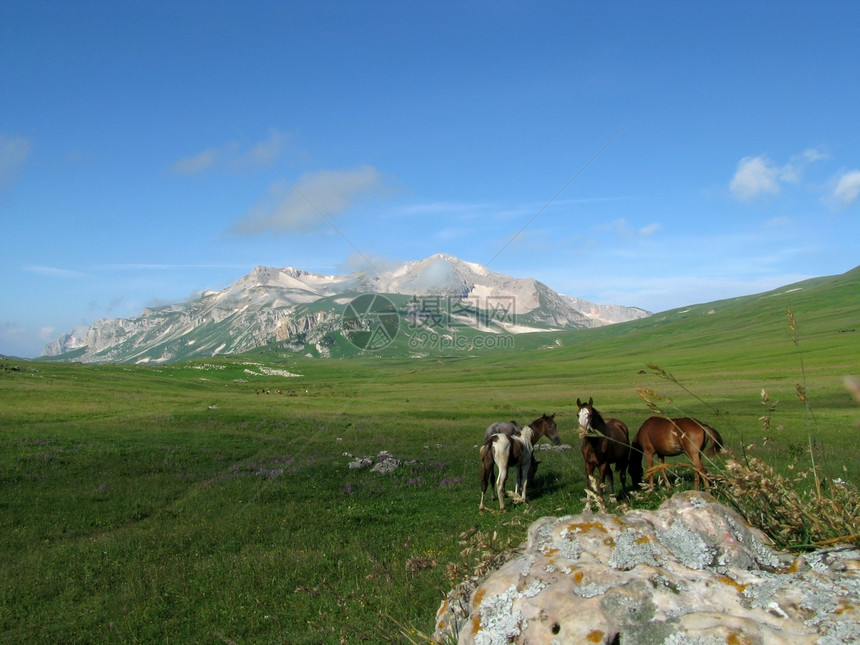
<box><xmin>42</xmin><ymin>254</ymin><xmax>649</xmax><ymax>363</ymax></box>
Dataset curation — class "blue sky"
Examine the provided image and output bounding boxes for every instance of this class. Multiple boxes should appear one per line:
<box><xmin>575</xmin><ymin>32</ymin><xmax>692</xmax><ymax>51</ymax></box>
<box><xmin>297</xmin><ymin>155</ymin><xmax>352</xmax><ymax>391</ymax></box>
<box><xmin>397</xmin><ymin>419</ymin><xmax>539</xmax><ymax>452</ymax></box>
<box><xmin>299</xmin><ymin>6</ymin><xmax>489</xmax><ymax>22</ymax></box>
<box><xmin>2</xmin><ymin>1</ymin><xmax>858</xmax><ymax>358</ymax></box>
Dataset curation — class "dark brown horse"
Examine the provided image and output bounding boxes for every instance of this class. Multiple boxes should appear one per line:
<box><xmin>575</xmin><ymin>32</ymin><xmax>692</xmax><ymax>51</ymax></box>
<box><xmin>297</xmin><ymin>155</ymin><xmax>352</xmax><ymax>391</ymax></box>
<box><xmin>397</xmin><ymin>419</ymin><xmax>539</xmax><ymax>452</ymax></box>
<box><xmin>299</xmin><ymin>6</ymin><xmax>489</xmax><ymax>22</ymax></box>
<box><xmin>628</xmin><ymin>417</ymin><xmax>724</xmax><ymax>490</ymax></box>
<box><xmin>576</xmin><ymin>398</ymin><xmax>631</xmax><ymax>496</ymax></box>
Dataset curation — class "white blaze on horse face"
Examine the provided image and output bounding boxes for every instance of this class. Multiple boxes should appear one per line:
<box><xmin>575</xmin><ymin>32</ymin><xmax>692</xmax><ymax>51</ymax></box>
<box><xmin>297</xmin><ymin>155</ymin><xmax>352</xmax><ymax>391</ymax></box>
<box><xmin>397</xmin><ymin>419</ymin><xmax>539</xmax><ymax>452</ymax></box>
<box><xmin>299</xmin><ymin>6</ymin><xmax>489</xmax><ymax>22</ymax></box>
<box><xmin>578</xmin><ymin>407</ymin><xmax>591</xmax><ymax>432</ymax></box>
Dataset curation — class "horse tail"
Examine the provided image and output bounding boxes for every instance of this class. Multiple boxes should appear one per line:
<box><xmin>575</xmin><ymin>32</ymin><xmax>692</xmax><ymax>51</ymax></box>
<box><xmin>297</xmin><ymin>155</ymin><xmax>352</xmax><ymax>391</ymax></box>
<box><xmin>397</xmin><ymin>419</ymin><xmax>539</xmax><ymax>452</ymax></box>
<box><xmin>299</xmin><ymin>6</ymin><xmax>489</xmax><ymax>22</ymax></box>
<box><xmin>479</xmin><ymin>439</ymin><xmax>496</xmax><ymax>488</ymax></box>
<box><xmin>628</xmin><ymin>437</ymin><xmax>645</xmax><ymax>486</ymax></box>
<box><xmin>703</xmin><ymin>426</ymin><xmax>724</xmax><ymax>457</ymax></box>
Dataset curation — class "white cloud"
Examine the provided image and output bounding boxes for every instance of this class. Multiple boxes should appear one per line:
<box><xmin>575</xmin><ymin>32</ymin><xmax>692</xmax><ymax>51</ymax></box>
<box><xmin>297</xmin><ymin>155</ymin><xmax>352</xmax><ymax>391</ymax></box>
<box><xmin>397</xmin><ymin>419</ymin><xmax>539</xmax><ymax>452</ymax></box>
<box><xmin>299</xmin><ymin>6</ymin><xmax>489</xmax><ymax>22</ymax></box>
<box><xmin>799</xmin><ymin>148</ymin><xmax>829</xmax><ymax>163</ymax></box>
<box><xmin>0</xmin><ymin>134</ymin><xmax>31</xmax><ymax>193</ymax></box>
<box><xmin>338</xmin><ymin>252</ymin><xmax>403</xmax><ymax>274</ymax></box>
<box><xmin>171</xmin><ymin>147</ymin><xmax>222</xmax><ymax>174</ymax></box>
<box><xmin>170</xmin><ymin>129</ymin><xmax>288</xmax><ymax>175</ymax></box>
<box><xmin>230</xmin><ymin>165</ymin><xmax>387</xmax><ymax>236</ymax></box>
<box><xmin>640</xmin><ymin>223</ymin><xmax>661</xmax><ymax>236</ymax></box>
<box><xmin>729</xmin><ymin>156</ymin><xmax>781</xmax><ymax>201</ymax></box>
<box><xmin>730</xmin><ymin>149</ymin><xmax>828</xmax><ymax>202</ymax></box>
<box><xmin>832</xmin><ymin>170</ymin><xmax>860</xmax><ymax>209</ymax></box>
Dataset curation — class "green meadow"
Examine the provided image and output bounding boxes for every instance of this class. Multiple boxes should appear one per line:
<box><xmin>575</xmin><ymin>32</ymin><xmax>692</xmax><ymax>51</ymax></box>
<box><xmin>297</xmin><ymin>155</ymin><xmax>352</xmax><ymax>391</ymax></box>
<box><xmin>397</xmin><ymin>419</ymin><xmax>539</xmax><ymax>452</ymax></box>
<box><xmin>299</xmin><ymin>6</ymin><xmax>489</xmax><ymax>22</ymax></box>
<box><xmin>1</xmin><ymin>268</ymin><xmax>858</xmax><ymax>643</ymax></box>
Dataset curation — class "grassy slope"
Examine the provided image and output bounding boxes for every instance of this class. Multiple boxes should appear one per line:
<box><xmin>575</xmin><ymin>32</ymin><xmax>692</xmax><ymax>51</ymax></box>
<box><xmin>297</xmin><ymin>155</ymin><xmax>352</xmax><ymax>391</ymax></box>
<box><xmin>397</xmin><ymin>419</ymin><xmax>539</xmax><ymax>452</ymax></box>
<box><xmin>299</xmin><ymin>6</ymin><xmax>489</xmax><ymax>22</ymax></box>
<box><xmin>0</xmin><ymin>268</ymin><xmax>858</xmax><ymax>643</ymax></box>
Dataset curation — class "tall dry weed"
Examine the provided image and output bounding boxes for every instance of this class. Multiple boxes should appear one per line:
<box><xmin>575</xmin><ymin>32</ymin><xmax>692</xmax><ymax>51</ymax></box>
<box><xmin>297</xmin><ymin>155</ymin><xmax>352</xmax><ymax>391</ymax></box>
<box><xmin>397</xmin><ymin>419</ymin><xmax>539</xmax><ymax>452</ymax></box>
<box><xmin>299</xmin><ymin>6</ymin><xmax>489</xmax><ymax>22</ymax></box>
<box><xmin>639</xmin><ymin>309</ymin><xmax>860</xmax><ymax>550</ymax></box>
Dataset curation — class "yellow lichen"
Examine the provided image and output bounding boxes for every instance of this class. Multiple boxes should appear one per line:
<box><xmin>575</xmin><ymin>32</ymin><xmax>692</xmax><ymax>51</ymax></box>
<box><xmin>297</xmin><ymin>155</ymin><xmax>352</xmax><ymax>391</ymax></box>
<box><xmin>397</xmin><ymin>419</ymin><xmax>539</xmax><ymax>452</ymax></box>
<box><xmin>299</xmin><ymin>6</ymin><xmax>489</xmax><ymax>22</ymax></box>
<box><xmin>727</xmin><ymin>631</ymin><xmax>754</xmax><ymax>645</ymax></box>
<box><xmin>472</xmin><ymin>588</ymin><xmax>485</xmax><ymax>608</ymax></box>
<box><xmin>567</xmin><ymin>521</ymin><xmax>608</xmax><ymax>533</ymax></box>
<box><xmin>471</xmin><ymin>614</ymin><xmax>482</xmax><ymax>634</ymax></box>
<box><xmin>717</xmin><ymin>575</ymin><xmax>747</xmax><ymax>593</ymax></box>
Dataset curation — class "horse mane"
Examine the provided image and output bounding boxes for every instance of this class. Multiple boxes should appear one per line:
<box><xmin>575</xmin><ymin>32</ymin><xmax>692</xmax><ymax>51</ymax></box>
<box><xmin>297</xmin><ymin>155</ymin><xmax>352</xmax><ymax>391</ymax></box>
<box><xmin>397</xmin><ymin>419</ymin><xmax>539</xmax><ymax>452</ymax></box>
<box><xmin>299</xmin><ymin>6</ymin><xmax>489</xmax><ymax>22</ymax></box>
<box><xmin>588</xmin><ymin>406</ymin><xmax>607</xmax><ymax>433</ymax></box>
<box><xmin>518</xmin><ymin>424</ymin><xmax>536</xmax><ymax>447</ymax></box>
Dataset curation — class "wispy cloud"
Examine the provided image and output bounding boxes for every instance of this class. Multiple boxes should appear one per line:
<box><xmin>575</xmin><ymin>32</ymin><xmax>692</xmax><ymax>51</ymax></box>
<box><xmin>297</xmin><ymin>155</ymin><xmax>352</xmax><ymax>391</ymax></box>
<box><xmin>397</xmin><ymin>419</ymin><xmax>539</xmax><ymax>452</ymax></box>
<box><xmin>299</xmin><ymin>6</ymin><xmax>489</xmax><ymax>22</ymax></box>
<box><xmin>39</xmin><ymin>326</ymin><xmax>57</xmax><ymax>341</ymax></box>
<box><xmin>729</xmin><ymin>148</ymin><xmax>827</xmax><ymax>201</ymax></box>
<box><xmin>229</xmin><ymin>165</ymin><xmax>388</xmax><ymax>236</ymax></box>
<box><xmin>831</xmin><ymin>169</ymin><xmax>860</xmax><ymax>209</ymax></box>
<box><xmin>95</xmin><ymin>263</ymin><xmax>248</xmax><ymax>271</ymax></box>
<box><xmin>0</xmin><ymin>134</ymin><xmax>31</xmax><ymax>194</ymax></box>
<box><xmin>397</xmin><ymin>201</ymin><xmax>497</xmax><ymax>217</ymax></box>
<box><xmin>338</xmin><ymin>252</ymin><xmax>403</xmax><ymax>273</ymax></box>
<box><xmin>24</xmin><ymin>265</ymin><xmax>92</xmax><ymax>279</ymax></box>
<box><xmin>171</xmin><ymin>146</ymin><xmax>224</xmax><ymax>174</ymax></box>
<box><xmin>170</xmin><ymin>129</ymin><xmax>289</xmax><ymax>175</ymax></box>
<box><xmin>594</xmin><ymin>218</ymin><xmax>661</xmax><ymax>240</ymax></box>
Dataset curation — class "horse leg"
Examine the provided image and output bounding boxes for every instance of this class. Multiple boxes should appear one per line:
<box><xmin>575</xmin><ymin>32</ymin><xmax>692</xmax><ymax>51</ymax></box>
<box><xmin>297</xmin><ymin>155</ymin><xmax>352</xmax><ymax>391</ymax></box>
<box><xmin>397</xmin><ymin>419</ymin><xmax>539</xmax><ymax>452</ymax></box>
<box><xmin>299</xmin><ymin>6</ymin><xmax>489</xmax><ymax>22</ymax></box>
<box><xmin>600</xmin><ymin>463</ymin><xmax>615</xmax><ymax>496</ymax></box>
<box><xmin>520</xmin><ymin>475</ymin><xmax>528</xmax><ymax>504</ymax></box>
<box><xmin>491</xmin><ymin>463</ymin><xmax>498</xmax><ymax>500</ymax></box>
<box><xmin>690</xmin><ymin>452</ymin><xmax>709</xmax><ymax>490</ymax></box>
<box><xmin>585</xmin><ymin>462</ymin><xmax>597</xmax><ymax>492</ymax></box>
<box><xmin>518</xmin><ymin>461</ymin><xmax>529</xmax><ymax>504</ymax></box>
<box><xmin>480</xmin><ymin>466</ymin><xmax>491</xmax><ymax>510</ymax></box>
<box><xmin>512</xmin><ymin>460</ymin><xmax>521</xmax><ymax>500</ymax></box>
<box><xmin>496</xmin><ymin>466</ymin><xmax>507</xmax><ymax>511</ymax></box>
<box><xmin>659</xmin><ymin>455</ymin><xmax>671</xmax><ymax>488</ymax></box>
<box><xmin>618</xmin><ymin>458</ymin><xmax>628</xmax><ymax>496</ymax></box>
<box><xmin>644</xmin><ymin>451</ymin><xmax>656</xmax><ymax>489</ymax></box>
<box><xmin>479</xmin><ymin>445</ymin><xmax>492</xmax><ymax>510</ymax></box>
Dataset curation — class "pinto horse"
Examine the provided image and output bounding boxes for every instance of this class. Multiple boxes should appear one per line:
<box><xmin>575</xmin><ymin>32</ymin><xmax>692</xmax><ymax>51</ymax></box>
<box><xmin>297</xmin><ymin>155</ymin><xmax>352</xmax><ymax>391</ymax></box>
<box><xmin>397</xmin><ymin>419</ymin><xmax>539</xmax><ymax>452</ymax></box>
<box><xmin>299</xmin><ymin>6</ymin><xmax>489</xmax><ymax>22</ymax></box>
<box><xmin>479</xmin><ymin>425</ymin><xmax>538</xmax><ymax>511</ymax></box>
<box><xmin>629</xmin><ymin>417</ymin><xmax>724</xmax><ymax>490</ymax></box>
<box><xmin>481</xmin><ymin>414</ymin><xmax>558</xmax><ymax>490</ymax></box>
<box><xmin>482</xmin><ymin>414</ymin><xmax>560</xmax><ymax>445</ymax></box>
<box><xmin>577</xmin><ymin>398</ymin><xmax>631</xmax><ymax>496</ymax></box>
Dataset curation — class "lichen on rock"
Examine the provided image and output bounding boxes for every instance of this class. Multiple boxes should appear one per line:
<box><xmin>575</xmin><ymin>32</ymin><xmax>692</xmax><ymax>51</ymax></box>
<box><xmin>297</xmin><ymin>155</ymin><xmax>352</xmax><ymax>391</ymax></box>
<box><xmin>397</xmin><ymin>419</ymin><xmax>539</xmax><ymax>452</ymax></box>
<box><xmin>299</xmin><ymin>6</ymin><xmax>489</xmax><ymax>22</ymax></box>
<box><xmin>434</xmin><ymin>492</ymin><xmax>860</xmax><ymax>644</ymax></box>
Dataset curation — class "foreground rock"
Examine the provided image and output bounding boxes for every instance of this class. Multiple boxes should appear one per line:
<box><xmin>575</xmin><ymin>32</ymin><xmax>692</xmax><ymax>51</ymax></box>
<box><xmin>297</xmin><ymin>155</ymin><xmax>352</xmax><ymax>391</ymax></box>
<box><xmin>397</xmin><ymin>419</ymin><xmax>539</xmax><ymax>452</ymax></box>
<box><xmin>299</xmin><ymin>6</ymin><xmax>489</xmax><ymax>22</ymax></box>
<box><xmin>434</xmin><ymin>492</ymin><xmax>860</xmax><ymax>644</ymax></box>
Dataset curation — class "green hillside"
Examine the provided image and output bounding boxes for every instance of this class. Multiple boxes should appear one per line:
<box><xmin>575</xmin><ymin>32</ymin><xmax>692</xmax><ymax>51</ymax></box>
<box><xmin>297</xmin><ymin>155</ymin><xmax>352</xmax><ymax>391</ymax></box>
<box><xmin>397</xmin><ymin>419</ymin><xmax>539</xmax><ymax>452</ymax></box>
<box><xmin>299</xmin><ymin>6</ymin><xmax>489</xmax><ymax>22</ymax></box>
<box><xmin>1</xmin><ymin>267</ymin><xmax>858</xmax><ymax>643</ymax></box>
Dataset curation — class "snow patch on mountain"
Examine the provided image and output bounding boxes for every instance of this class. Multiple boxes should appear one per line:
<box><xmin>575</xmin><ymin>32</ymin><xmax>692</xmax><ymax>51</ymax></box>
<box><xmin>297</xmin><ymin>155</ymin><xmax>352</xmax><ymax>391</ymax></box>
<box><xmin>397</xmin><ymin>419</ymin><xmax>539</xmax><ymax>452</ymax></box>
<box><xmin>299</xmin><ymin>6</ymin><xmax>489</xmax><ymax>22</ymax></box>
<box><xmin>42</xmin><ymin>254</ymin><xmax>649</xmax><ymax>362</ymax></box>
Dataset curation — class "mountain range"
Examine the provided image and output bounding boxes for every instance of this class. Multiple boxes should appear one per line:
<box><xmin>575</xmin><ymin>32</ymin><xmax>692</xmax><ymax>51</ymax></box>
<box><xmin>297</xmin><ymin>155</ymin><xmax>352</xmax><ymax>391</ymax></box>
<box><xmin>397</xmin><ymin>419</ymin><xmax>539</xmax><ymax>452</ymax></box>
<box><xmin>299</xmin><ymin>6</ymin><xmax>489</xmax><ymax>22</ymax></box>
<box><xmin>41</xmin><ymin>254</ymin><xmax>650</xmax><ymax>364</ymax></box>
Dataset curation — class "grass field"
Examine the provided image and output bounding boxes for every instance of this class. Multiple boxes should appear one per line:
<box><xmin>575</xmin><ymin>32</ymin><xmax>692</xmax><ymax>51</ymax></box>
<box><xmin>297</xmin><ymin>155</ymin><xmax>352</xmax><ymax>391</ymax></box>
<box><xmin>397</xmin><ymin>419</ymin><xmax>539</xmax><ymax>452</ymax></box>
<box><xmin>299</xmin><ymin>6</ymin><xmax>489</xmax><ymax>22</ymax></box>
<box><xmin>1</xmin><ymin>268</ymin><xmax>858</xmax><ymax>643</ymax></box>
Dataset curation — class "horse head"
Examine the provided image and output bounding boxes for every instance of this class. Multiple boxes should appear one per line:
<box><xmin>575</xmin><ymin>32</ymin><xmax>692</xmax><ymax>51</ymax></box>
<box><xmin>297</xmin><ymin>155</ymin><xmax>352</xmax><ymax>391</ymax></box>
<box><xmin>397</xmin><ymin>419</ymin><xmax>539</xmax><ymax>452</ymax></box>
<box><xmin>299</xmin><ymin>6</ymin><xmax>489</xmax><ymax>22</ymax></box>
<box><xmin>627</xmin><ymin>445</ymin><xmax>644</xmax><ymax>487</ymax></box>
<box><xmin>576</xmin><ymin>397</ymin><xmax>594</xmax><ymax>438</ymax></box>
<box><xmin>539</xmin><ymin>412</ymin><xmax>561</xmax><ymax>445</ymax></box>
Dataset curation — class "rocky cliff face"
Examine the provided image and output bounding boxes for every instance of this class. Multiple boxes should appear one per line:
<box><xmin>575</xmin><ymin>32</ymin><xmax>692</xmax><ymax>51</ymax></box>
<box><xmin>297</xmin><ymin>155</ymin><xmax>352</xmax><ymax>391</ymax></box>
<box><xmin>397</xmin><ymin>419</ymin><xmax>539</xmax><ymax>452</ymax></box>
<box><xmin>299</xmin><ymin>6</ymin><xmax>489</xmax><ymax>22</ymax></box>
<box><xmin>43</xmin><ymin>254</ymin><xmax>649</xmax><ymax>363</ymax></box>
<box><xmin>435</xmin><ymin>492</ymin><xmax>860</xmax><ymax>644</ymax></box>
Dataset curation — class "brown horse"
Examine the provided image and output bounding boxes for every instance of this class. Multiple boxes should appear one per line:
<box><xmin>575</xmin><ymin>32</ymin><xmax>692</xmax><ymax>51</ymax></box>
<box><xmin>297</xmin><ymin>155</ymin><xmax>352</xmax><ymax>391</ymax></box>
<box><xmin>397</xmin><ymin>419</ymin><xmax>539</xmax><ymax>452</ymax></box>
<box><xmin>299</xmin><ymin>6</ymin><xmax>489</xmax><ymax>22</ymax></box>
<box><xmin>576</xmin><ymin>398</ymin><xmax>631</xmax><ymax>496</ymax></box>
<box><xmin>629</xmin><ymin>417</ymin><xmax>724</xmax><ymax>490</ymax></box>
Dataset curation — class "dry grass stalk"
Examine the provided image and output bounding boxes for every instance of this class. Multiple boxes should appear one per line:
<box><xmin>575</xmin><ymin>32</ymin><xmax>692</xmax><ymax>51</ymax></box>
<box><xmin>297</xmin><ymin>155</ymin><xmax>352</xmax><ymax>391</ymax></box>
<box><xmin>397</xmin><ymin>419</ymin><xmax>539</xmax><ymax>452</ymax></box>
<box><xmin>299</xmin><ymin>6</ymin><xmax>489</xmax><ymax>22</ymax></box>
<box><xmin>714</xmin><ymin>456</ymin><xmax>860</xmax><ymax>550</ymax></box>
